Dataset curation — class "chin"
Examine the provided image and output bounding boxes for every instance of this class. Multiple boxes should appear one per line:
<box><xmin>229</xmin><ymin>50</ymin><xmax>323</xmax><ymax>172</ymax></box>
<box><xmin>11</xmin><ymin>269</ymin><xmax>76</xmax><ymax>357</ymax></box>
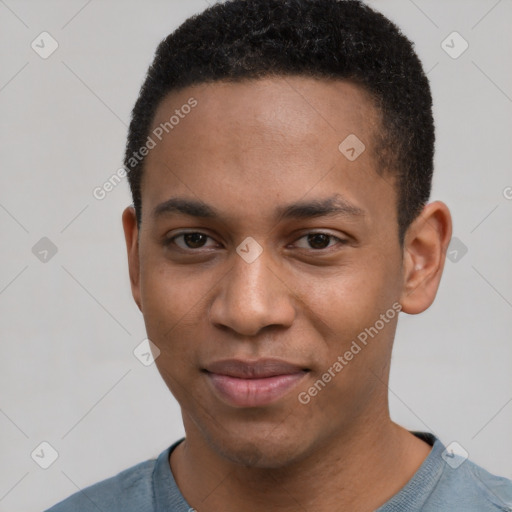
<box><xmin>205</xmin><ymin>425</ymin><xmax>311</xmax><ymax>469</ymax></box>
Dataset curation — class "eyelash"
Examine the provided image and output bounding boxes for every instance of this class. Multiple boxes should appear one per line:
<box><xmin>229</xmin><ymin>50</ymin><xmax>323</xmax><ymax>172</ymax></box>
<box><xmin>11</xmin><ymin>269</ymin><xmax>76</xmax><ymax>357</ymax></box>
<box><xmin>164</xmin><ymin>231</ymin><xmax>348</xmax><ymax>252</ymax></box>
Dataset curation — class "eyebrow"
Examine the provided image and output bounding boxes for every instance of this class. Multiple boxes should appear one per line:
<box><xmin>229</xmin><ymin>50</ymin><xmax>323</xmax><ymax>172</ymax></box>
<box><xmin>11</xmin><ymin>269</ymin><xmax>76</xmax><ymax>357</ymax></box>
<box><xmin>275</xmin><ymin>195</ymin><xmax>365</xmax><ymax>221</ymax></box>
<box><xmin>152</xmin><ymin>195</ymin><xmax>365</xmax><ymax>221</ymax></box>
<box><xmin>153</xmin><ymin>197</ymin><xmax>217</xmax><ymax>219</ymax></box>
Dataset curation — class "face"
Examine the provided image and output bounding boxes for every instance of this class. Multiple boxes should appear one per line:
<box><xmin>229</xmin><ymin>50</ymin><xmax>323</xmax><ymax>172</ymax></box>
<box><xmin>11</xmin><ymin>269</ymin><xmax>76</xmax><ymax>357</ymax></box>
<box><xmin>123</xmin><ymin>76</ymin><xmax>438</xmax><ymax>468</ymax></box>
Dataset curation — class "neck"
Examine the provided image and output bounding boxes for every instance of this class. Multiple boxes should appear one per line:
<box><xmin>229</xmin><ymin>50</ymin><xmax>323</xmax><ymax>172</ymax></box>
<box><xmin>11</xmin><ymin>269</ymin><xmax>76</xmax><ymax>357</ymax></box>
<box><xmin>170</xmin><ymin>413</ymin><xmax>432</xmax><ymax>512</ymax></box>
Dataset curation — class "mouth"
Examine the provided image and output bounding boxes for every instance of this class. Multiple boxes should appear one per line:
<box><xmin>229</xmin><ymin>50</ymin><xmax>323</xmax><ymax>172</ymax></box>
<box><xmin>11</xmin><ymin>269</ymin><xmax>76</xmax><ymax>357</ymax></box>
<box><xmin>203</xmin><ymin>358</ymin><xmax>310</xmax><ymax>408</ymax></box>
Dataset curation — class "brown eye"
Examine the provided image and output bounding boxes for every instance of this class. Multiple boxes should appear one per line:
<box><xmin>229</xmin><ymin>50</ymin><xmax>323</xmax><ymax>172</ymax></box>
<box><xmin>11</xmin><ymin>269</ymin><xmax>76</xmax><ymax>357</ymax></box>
<box><xmin>307</xmin><ymin>233</ymin><xmax>331</xmax><ymax>249</ymax></box>
<box><xmin>167</xmin><ymin>232</ymin><xmax>218</xmax><ymax>250</ymax></box>
<box><xmin>293</xmin><ymin>232</ymin><xmax>348</xmax><ymax>251</ymax></box>
<box><xmin>183</xmin><ymin>233</ymin><xmax>208</xmax><ymax>248</ymax></box>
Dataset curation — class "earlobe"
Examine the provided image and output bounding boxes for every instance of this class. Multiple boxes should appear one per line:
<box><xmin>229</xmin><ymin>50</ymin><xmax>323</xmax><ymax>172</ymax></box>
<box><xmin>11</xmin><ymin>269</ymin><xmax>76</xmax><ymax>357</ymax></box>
<box><xmin>399</xmin><ymin>201</ymin><xmax>452</xmax><ymax>315</ymax></box>
<box><xmin>122</xmin><ymin>206</ymin><xmax>143</xmax><ymax>312</ymax></box>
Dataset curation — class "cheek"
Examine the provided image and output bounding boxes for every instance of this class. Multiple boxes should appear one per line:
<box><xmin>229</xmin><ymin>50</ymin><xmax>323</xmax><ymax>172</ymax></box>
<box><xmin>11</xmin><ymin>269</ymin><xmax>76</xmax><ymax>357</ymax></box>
<box><xmin>294</xmin><ymin>253</ymin><xmax>400</xmax><ymax>389</ymax></box>
<box><xmin>141</xmin><ymin>268</ymin><xmax>210</xmax><ymax>402</ymax></box>
<box><xmin>138</xmin><ymin>261</ymin><xmax>211</xmax><ymax>359</ymax></box>
<box><xmin>140</xmin><ymin>248</ymin><xmax>216</xmax><ymax>320</ymax></box>
<box><xmin>294</xmin><ymin>271</ymin><xmax>398</xmax><ymax>418</ymax></box>
<box><xmin>297</xmin><ymin>258</ymin><xmax>393</xmax><ymax>333</ymax></box>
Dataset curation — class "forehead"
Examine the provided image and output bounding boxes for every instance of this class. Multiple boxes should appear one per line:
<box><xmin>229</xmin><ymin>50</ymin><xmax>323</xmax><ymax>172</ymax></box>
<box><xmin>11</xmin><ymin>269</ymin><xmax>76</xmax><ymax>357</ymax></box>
<box><xmin>142</xmin><ymin>76</ymin><xmax>396</xmax><ymax>228</ymax></box>
<box><xmin>150</xmin><ymin>76</ymin><xmax>378</xmax><ymax>155</ymax></box>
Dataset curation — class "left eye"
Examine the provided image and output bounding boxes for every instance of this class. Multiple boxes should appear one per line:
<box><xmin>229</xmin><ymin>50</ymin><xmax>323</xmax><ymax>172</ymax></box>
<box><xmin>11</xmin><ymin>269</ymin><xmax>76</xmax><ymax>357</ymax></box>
<box><xmin>294</xmin><ymin>233</ymin><xmax>346</xmax><ymax>250</ymax></box>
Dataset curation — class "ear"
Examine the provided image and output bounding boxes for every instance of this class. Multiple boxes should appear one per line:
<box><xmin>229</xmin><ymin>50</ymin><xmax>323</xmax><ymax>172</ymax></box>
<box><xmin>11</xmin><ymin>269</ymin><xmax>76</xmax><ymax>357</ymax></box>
<box><xmin>122</xmin><ymin>206</ymin><xmax>142</xmax><ymax>312</ymax></box>
<box><xmin>399</xmin><ymin>201</ymin><xmax>452</xmax><ymax>314</ymax></box>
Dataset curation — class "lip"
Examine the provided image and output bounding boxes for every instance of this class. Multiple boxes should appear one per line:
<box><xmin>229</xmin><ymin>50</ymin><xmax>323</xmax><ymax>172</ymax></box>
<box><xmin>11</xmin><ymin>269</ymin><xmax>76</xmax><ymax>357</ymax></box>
<box><xmin>204</xmin><ymin>358</ymin><xmax>309</xmax><ymax>407</ymax></box>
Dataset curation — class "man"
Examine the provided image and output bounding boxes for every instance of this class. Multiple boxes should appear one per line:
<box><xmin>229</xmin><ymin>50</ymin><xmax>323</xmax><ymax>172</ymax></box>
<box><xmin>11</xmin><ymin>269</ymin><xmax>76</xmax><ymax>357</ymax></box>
<box><xmin>46</xmin><ymin>0</ymin><xmax>512</xmax><ymax>510</ymax></box>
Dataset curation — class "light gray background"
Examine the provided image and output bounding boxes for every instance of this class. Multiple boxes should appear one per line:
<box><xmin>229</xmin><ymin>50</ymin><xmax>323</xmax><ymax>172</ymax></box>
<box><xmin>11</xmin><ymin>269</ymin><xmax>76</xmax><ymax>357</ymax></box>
<box><xmin>0</xmin><ymin>1</ymin><xmax>511</xmax><ymax>510</ymax></box>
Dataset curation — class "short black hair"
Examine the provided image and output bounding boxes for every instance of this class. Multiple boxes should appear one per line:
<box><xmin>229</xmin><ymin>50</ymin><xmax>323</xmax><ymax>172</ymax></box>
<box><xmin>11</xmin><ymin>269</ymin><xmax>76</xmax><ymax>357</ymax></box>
<box><xmin>124</xmin><ymin>0</ymin><xmax>434</xmax><ymax>245</ymax></box>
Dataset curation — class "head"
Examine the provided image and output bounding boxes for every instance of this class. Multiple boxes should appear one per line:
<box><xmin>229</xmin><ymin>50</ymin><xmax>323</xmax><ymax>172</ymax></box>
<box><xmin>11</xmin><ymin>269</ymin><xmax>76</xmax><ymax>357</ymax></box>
<box><xmin>122</xmin><ymin>0</ymin><xmax>451</xmax><ymax>467</ymax></box>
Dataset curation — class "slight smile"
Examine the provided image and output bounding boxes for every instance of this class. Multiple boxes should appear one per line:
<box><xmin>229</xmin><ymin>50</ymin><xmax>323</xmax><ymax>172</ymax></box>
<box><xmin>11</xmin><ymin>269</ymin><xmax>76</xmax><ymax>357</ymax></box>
<box><xmin>203</xmin><ymin>358</ymin><xmax>310</xmax><ymax>408</ymax></box>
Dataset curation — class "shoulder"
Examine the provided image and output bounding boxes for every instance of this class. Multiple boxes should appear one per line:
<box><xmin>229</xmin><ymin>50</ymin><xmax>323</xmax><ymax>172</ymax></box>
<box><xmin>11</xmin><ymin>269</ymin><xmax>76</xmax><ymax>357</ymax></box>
<box><xmin>379</xmin><ymin>433</ymin><xmax>512</xmax><ymax>512</ymax></box>
<box><xmin>425</xmin><ymin>456</ymin><xmax>512</xmax><ymax>511</ymax></box>
<box><xmin>44</xmin><ymin>456</ymin><xmax>159</xmax><ymax>512</ymax></box>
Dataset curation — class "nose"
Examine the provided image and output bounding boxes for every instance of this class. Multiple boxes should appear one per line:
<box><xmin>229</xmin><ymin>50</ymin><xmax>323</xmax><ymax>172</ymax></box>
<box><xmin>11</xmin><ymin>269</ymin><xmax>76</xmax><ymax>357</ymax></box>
<box><xmin>208</xmin><ymin>249</ymin><xmax>296</xmax><ymax>336</ymax></box>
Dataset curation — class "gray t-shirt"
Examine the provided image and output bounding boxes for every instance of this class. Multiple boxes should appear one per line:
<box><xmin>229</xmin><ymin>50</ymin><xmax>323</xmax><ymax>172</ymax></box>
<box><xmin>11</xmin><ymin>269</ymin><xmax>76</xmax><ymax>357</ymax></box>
<box><xmin>45</xmin><ymin>432</ymin><xmax>512</xmax><ymax>511</ymax></box>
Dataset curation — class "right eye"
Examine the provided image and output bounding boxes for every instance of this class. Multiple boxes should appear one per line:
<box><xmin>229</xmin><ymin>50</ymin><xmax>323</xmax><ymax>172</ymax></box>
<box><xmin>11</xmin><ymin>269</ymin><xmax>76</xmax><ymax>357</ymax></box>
<box><xmin>164</xmin><ymin>232</ymin><xmax>219</xmax><ymax>251</ymax></box>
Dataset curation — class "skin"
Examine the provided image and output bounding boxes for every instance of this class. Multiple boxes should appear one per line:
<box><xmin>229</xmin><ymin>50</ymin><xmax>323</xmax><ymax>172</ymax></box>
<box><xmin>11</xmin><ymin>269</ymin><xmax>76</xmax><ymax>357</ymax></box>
<box><xmin>122</xmin><ymin>76</ymin><xmax>452</xmax><ymax>511</ymax></box>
